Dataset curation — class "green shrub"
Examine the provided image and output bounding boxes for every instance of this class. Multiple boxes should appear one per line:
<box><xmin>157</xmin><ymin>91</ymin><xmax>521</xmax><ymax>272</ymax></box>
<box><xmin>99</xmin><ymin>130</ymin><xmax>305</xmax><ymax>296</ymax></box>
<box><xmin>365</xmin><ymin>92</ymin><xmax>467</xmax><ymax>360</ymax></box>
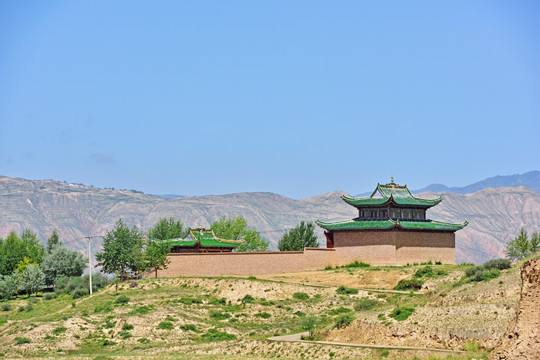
<box><xmin>180</xmin><ymin>324</ymin><xmax>197</xmax><ymax>331</ymax></box>
<box><xmin>201</xmin><ymin>328</ymin><xmax>237</xmax><ymax>342</ymax></box>
<box><xmin>241</xmin><ymin>294</ymin><xmax>255</xmax><ymax>303</ymax></box>
<box><xmin>157</xmin><ymin>321</ymin><xmax>174</xmax><ymax>330</ymax></box>
<box><xmin>293</xmin><ymin>292</ymin><xmax>310</xmax><ymax>300</ymax></box>
<box><xmin>175</xmin><ymin>297</ymin><xmax>203</xmax><ymax>305</ymax></box>
<box><xmin>114</xmin><ymin>295</ymin><xmax>130</xmax><ymax>304</ymax></box>
<box><xmin>336</xmin><ymin>286</ymin><xmax>358</xmax><ymax>295</ymax></box>
<box><xmin>414</xmin><ymin>266</ymin><xmax>447</xmax><ymax>278</ymax></box>
<box><xmin>209</xmin><ymin>297</ymin><xmax>227</xmax><ymax>305</ymax></box>
<box><xmin>388</xmin><ymin>307</ymin><xmax>415</xmax><ymax>321</ymax></box>
<box><xmin>103</xmin><ymin>319</ymin><xmax>116</xmax><ymax>329</ymax></box>
<box><xmin>138</xmin><ymin>338</ymin><xmax>150</xmax><ymax>344</ymax></box>
<box><xmin>128</xmin><ymin>305</ymin><xmax>153</xmax><ymax>315</ymax></box>
<box><xmin>334</xmin><ymin>314</ymin><xmax>355</xmax><ymax>329</ymax></box>
<box><xmin>394</xmin><ymin>279</ymin><xmax>423</xmax><ymax>291</ymax></box>
<box><xmin>71</xmin><ymin>287</ymin><xmax>89</xmax><ymax>299</ymax></box>
<box><xmin>52</xmin><ymin>326</ymin><xmax>67</xmax><ymax>335</ymax></box>
<box><xmin>380</xmin><ymin>349</ymin><xmax>390</xmax><ymax>357</ymax></box>
<box><xmin>15</xmin><ymin>337</ymin><xmax>31</xmax><ymax>345</ymax></box>
<box><xmin>1</xmin><ymin>304</ymin><xmax>11</xmax><ymax>312</ymax></box>
<box><xmin>94</xmin><ymin>301</ymin><xmax>113</xmax><ymax>314</ymax></box>
<box><xmin>25</xmin><ymin>304</ymin><xmax>33</xmax><ymax>312</ymax></box>
<box><xmin>463</xmin><ymin>341</ymin><xmax>480</xmax><ymax>352</ymax></box>
<box><xmin>18</xmin><ymin>306</ymin><xmax>25</xmax><ymax>312</ymax></box>
<box><xmin>101</xmin><ymin>339</ymin><xmax>116</xmax><ymax>347</ymax></box>
<box><xmin>343</xmin><ymin>260</ymin><xmax>370</xmax><ymax>268</ymax></box>
<box><xmin>120</xmin><ymin>331</ymin><xmax>132</xmax><ymax>339</ymax></box>
<box><xmin>165</xmin><ymin>316</ymin><xmax>177</xmax><ymax>322</ymax></box>
<box><xmin>254</xmin><ymin>312</ymin><xmax>271</xmax><ymax>319</ymax></box>
<box><xmin>44</xmin><ymin>293</ymin><xmax>56</xmax><ymax>301</ymax></box>
<box><xmin>210</xmin><ymin>311</ymin><xmax>231</xmax><ymax>320</ymax></box>
<box><xmin>294</xmin><ymin>311</ymin><xmax>306</xmax><ymax>317</ymax></box>
<box><xmin>329</xmin><ymin>307</ymin><xmax>353</xmax><ymax>315</ymax></box>
<box><xmin>354</xmin><ymin>298</ymin><xmax>378</xmax><ymax>311</ymax></box>
<box><xmin>121</xmin><ymin>324</ymin><xmax>134</xmax><ymax>331</ymax></box>
<box><xmin>482</xmin><ymin>259</ymin><xmax>511</xmax><ymax>271</ymax></box>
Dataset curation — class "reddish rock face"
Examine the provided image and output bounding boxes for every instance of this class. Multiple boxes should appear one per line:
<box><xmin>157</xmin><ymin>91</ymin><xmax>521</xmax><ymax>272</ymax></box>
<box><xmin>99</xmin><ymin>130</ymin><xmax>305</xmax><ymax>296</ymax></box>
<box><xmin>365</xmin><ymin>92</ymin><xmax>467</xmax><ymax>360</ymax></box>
<box><xmin>489</xmin><ymin>258</ymin><xmax>540</xmax><ymax>360</ymax></box>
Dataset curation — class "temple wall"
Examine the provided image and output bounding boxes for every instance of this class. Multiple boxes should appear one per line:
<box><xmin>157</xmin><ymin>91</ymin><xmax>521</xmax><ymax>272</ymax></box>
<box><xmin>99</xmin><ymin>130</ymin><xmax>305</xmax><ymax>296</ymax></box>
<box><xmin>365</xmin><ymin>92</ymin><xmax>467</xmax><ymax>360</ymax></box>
<box><xmin>156</xmin><ymin>231</ymin><xmax>455</xmax><ymax>277</ymax></box>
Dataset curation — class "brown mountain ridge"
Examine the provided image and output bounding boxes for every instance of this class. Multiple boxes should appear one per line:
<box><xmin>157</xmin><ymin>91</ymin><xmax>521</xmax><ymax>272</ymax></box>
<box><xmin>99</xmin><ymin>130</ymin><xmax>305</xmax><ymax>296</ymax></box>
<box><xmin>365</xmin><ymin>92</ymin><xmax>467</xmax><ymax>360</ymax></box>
<box><xmin>1</xmin><ymin>175</ymin><xmax>539</xmax><ymax>264</ymax></box>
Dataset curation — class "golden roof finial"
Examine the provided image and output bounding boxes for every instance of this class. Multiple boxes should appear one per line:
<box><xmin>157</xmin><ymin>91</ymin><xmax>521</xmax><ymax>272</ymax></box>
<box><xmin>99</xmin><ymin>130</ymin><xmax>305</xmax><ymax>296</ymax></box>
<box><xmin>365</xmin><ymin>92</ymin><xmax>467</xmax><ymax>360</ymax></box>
<box><xmin>391</xmin><ymin>176</ymin><xmax>395</xmax><ymax>184</ymax></box>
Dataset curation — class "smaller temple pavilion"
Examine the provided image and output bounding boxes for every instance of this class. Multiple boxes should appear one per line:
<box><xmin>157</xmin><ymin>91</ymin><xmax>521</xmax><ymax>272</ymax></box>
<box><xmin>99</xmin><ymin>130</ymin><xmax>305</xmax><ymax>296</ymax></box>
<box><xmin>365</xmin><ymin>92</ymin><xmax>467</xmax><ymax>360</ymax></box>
<box><xmin>169</xmin><ymin>228</ymin><xmax>243</xmax><ymax>253</ymax></box>
<box><xmin>316</xmin><ymin>178</ymin><xmax>468</xmax><ymax>265</ymax></box>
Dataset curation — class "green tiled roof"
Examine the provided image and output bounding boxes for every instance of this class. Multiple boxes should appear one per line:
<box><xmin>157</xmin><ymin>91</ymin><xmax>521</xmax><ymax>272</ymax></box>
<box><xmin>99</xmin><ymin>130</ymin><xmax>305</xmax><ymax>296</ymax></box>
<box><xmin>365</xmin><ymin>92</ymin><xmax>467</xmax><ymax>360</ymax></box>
<box><xmin>316</xmin><ymin>219</ymin><xmax>467</xmax><ymax>232</ymax></box>
<box><xmin>169</xmin><ymin>229</ymin><xmax>243</xmax><ymax>248</ymax></box>
<box><xmin>342</xmin><ymin>182</ymin><xmax>442</xmax><ymax>208</ymax></box>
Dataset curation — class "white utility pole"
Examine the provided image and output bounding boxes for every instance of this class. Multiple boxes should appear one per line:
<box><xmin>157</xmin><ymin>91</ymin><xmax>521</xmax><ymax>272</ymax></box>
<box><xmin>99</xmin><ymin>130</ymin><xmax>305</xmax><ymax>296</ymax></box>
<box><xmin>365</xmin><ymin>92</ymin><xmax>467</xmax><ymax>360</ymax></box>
<box><xmin>85</xmin><ymin>236</ymin><xmax>93</xmax><ymax>295</ymax></box>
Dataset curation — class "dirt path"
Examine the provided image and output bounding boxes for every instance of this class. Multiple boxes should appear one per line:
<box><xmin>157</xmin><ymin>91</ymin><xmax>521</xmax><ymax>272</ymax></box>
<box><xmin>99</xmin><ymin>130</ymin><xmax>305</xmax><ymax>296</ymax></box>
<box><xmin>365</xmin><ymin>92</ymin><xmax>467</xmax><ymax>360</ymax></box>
<box><xmin>268</xmin><ymin>332</ymin><xmax>468</xmax><ymax>354</ymax></box>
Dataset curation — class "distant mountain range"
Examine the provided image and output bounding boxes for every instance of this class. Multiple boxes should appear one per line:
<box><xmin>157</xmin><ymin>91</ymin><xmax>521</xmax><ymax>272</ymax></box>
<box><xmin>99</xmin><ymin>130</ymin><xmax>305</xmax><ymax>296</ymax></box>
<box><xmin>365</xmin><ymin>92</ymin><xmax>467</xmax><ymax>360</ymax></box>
<box><xmin>1</xmin><ymin>172</ymin><xmax>539</xmax><ymax>265</ymax></box>
<box><xmin>414</xmin><ymin>171</ymin><xmax>540</xmax><ymax>194</ymax></box>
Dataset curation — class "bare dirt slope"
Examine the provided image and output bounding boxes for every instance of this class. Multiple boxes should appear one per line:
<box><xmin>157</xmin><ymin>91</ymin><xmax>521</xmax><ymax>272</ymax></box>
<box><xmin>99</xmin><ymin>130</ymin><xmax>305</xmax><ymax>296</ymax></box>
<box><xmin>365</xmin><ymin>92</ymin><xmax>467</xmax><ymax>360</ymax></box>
<box><xmin>489</xmin><ymin>257</ymin><xmax>540</xmax><ymax>360</ymax></box>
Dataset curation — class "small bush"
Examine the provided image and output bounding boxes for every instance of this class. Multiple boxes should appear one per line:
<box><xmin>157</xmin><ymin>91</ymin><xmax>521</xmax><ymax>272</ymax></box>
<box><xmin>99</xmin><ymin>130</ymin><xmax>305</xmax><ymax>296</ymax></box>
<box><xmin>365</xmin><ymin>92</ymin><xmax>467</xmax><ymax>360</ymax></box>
<box><xmin>343</xmin><ymin>260</ymin><xmax>370</xmax><ymax>268</ymax></box>
<box><xmin>380</xmin><ymin>349</ymin><xmax>390</xmax><ymax>357</ymax></box>
<box><xmin>247</xmin><ymin>276</ymin><xmax>257</xmax><ymax>280</ymax></box>
<box><xmin>71</xmin><ymin>287</ymin><xmax>89</xmax><ymax>299</ymax></box>
<box><xmin>201</xmin><ymin>328</ymin><xmax>237</xmax><ymax>342</ymax></box>
<box><xmin>120</xmin><ymin>331</ymin><xmax>132</xmax><ymax>339</ymax></box>
<box><xmin>241</xmin><ymin>294</ymin><xmax>255</xmax><ymax>303</ymax></box>
<box><xmin>103</xmin><ymin>319</ymin><xmax>116</xmax><ymax>329</ymax></box>
<box><xmin>176</xmin><ymin>297</ymin><xmax>202</xmax><ymax>305</ymax></box>
<box><xmin>157</xmin><ymin>321</ymin><xmax>174</xmax><ymax>330</ymax></box>
<box><xmin>114</xmin><ymin>295</ymin><xmax>130</xmax><ymax>304</ymax></box>
<box><xmin>180</xmin><ymin>324</ymin><xmax>197</xmax><ymax>331</ymax></box>
<box><xmin>1</xmin><ymin>304</ymin><xmax>11</xmax><ymax>312</ymax></box>
<box><xmin>394</xmin><ymin>279</ymin><xmax>423</xmax><ymax>291</ymax></box>
<box><xmin>94</xmin><ymin>301</ymin><xmax>113</xmax><ymax>314</ymax></box>
<box><xmin>334</xmin><ymin>314</ymin><xmax>355</xmax><ymax>329</ymax></box>
<box><xmin>15</xmin><ymin>337</ymin><xmax>31</xmax><ymax>345</ymax></box>
<box><xmin>329</xmin><ymin>307</ymin><xmax>353</xmax><ymax>315</ymax></box>
<box><xmin>44</xmin><ymin>293</ymin><xmax>56</xmax><ymax>301</ymax></box>
<box><xmin>101</xmin><ymin>339</ymin><xmax>116</xmax><ymax>347</ymax></box>
<box><xmin>25</xmin><ymin>304</ymin><xmax>33</xmax><ymax>312</ymax></box>
<box><xmin>52</xmin><ymin>326</ymin><xmax>67</xmax><ymax>335</ymax></box>
<box><xmin>121</xmin><ymin>324</ymin><xmax>134</xmax><ymax>331</ymax></box>
<box><xmin>336</xmin><ymin>286</ymin><xmax>359</xmax><ymax>295</ymax></box>
<box><xmin>138</xmin><ymin>337</ymin><xmax>150</xmax><ymax>344</ymax></box>
<box><xmin>18</xmin><ymin>306</ymin><xmax>25</xmax><ymax>312</ymax></box>
<box><xmin>254</xmin><ymin>312</ymin><xmax>271</xmax><ymax>319</ymax></box>
<box><xmin>463</xmin><ymin>341</ymin><xmax>480</xmax><ymax>352</ymax></box>
<box><xmin>294</xmin><ymin>311</ymin><xmax>306</xmax><ymax>317</ymax></box>
<box><xmin>388</xmin><ymin>307</ymin><xmax>415</xmax><ymax>321</ymax></box>
<box><xmin>482</xmin><ymin>259</ymin><xmax>511</xmax><ymax>271</ymax></box>
<box><xmin>129</xmin><ymin>305</ymin><xmax>153</xmax><ymax>315</ymax></box>
<box><xmin>210</xmin><ymin>311</ymin><xmax>231</xmax><ymax>320</ymax></box>
<box><xmin>293</xmin><ymin>292</ymin><xmax>310</xmax><ymax>300</ymax></box>
<box><xmin>354</xmin><ymin>298</ymin><xmax>378</xmax><ymax>311</ymax></box>
<box><xmin>414</xmin><ymin>266</ymin><xmax>447</xmax><ymax>278</ymax></box>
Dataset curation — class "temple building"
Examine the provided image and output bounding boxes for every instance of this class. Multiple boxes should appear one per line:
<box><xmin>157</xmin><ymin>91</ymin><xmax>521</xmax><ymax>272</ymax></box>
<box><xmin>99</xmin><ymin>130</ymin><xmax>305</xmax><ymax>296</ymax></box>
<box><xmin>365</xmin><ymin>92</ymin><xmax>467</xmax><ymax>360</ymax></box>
<box><xmin>316</xmin><ymin>179</ymin><xmax>467</xmax><ymax>265</ymax></box>
<box><xmin>169</xmin><ymin>228</ymin><xmax>243</xmax><ymax>253</ymax></box>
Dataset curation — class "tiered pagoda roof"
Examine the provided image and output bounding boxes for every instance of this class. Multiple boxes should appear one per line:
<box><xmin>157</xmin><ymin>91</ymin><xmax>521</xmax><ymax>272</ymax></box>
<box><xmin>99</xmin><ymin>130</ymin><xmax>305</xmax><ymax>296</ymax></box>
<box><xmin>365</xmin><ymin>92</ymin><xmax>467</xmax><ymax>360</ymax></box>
<box><xmin>342</xmin><ymin>181</ymin><xmax>442</xmax><ymax>208</ymax></box>
<box><xmin>169</xmin><ymin>228</ymin><xmax>243</xmax><ymax>249</ymax></box>
<box><xmin>317</xmin><ymin>179</ymin><xmax>467</xmax><ymax>232</ymax></box>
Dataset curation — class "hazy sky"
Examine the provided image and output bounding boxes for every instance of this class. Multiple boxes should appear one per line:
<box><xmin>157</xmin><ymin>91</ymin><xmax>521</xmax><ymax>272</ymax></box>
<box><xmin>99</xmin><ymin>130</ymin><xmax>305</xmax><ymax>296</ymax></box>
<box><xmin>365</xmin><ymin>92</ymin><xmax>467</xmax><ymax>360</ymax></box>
<box><xmin>1</xmin><ymin>1</ymin><xmax>539</xmax><ymax>198</ymax></box>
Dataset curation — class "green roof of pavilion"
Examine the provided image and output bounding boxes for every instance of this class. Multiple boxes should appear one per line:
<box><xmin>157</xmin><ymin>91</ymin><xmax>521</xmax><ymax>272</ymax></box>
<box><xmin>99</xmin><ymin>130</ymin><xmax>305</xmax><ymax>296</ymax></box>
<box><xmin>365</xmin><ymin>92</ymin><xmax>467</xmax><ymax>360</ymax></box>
<box><xmin>316</xmin><ymin>219</ymin><xmax>468</xmax><ymax>232</ymax></box>
<box><xmin>342</xmin><ymin>181</ymin><xmax>442</xmax><ymax>208</ymax></box>
<box><xmin>169</xmin><ymin>229</ymin><xmax>243</xmax><ymax>248</ymax></box>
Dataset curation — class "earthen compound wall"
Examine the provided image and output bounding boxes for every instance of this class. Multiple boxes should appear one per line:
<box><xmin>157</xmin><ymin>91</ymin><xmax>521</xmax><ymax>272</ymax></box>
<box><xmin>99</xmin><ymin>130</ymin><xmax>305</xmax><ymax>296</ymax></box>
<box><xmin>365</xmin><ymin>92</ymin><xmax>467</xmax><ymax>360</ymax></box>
<box><xmin>157</xmin><ymin>230</ymin><xmax>455</xmax><ymax>277</ymax></box>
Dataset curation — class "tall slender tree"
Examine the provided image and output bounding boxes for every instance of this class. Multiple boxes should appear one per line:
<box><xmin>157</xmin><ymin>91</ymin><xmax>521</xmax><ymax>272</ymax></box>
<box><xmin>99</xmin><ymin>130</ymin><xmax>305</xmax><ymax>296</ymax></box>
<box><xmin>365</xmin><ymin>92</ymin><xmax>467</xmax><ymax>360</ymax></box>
<box><xmin>278</xmin><ymin>221</ymin><xmax>319</xmax><ymax>251</ymax></box>
<box><xmin>47</xmin><ymin>229</ymin><xmax>61</xmax><ymax>253</ymax></box>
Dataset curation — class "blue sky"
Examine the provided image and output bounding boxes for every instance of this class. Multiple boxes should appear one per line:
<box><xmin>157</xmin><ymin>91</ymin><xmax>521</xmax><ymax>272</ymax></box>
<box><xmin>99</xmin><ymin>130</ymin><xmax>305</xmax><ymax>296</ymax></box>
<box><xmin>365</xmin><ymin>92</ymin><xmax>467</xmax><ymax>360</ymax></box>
<box><xmin>1</xmin><ymin>1</ymin><xmax>539</xmax><ymax>198</ymax></box>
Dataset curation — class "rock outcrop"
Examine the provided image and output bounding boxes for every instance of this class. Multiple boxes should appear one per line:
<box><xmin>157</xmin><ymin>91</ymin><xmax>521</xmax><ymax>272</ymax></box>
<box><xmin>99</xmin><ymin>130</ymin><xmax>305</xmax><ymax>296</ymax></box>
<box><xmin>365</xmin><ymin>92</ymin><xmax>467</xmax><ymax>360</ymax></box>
<box><xmin>489</xmin><ymin>258</ymin><xmax>540</xmax><ymax>359</ymax></box>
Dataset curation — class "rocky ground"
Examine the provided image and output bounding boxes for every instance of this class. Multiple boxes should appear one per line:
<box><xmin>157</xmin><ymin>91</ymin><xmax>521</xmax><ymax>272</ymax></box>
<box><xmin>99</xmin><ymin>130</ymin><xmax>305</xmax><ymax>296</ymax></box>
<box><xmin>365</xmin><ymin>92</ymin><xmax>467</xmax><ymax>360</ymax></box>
<box><xmin>0</xmin><ymin>263</ymin><xmax>525</xmax><ymax>359</ymax></box>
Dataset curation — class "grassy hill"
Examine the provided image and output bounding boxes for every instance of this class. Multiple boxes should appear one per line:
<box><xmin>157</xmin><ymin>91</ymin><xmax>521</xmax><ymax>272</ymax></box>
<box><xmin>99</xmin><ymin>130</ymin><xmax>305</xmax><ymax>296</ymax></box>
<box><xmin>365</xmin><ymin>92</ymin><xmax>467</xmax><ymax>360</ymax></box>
<box><xmin>0</xmin><ymin>263</ymin><xmax>521</xmax><ymax>359</ymax></box>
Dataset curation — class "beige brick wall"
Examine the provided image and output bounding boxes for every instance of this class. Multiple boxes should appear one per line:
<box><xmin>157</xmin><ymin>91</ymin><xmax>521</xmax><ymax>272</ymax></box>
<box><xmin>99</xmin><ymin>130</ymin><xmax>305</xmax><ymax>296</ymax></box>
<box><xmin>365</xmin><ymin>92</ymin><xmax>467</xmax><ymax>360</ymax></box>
<box><xmin>155</xmin><ymin>230</ymin><xmax>455</xmax><ymax>277</ymax></box>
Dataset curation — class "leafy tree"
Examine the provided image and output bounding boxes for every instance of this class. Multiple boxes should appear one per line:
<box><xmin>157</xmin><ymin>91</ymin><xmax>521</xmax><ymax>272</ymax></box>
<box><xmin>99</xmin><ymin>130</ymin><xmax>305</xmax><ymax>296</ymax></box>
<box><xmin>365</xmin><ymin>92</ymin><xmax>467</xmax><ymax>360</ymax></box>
<box><xmin>148</xmin><ymin>218</ymin><xmax>188</xmax><ymax>240</ymax></box>
<box><xmin>505</xmin><ymin>228</ymin><xmax>540</xmax><ymax>261</ymax></box>
<box><xmin>278</xmin><ymin>221</ymin><xmax>319</xmax><ymax>251</ymax></box>
<box><xmin>0</xmin><ymin>274</ymin><xmax>19</xmax><ymax>300</ymax></box>
<box><xmin>0</xmin><ymin>230</ymin><xmax>45</xmax><ymax>276</ymax></box>
<box><xmin>15</xmin><ymin>256</ymin><xmax>37</xmax><ymax>274</ymax></box>
<box><xmin>96</xmin><ymin>219</ymin><xmax>144</xmax><ymax>289</ymax></box>
<box><xmin>144</xmin><ymin>238</ymin><xmax>171</xmax><ymax>278</ymax></box>
<box><xmin>47</xmin><ymin>229</ymin><xmax>60</xmax><ymax>253</ymax></box>
<box><xmin>211</xmin><ymin>216</ymin><xmax>269</xmax><ymax>252</ymax></box>
<box><xmin>41</xmin><ymin>244</ymin><xmax>87</xmax><ymax>286</ymax></box>
<box><xmin>19</xmin><ymin>264</ymin><xmax>45</xmax><ymax>296</ymax></box>
<box><xmin>302</xmin><ymin>315</ymin><xmax>318</xmax><ymax>339</ymax></box>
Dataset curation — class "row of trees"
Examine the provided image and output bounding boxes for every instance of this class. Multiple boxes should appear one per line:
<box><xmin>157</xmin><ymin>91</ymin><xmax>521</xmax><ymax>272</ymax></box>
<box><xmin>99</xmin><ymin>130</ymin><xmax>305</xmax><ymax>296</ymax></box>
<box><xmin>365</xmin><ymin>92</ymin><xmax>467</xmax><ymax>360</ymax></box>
<box><xmin>505</xmin><ymin>228</ymin><xmax>539</xmax><ymax>261</ymax></box>
<box><xmin>0</xmin><ymin>230</ymin><xmax>87</xmax><ymax>299</ymax></box>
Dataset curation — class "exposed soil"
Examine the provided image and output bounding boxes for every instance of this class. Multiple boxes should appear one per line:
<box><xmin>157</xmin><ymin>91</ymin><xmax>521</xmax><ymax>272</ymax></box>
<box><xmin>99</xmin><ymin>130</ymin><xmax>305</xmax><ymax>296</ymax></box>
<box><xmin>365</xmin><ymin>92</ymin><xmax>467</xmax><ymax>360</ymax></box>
<box><xmin>489</xmin><ymin>257</ymin><xmax>540</xmax><ymax>359</ymax></box>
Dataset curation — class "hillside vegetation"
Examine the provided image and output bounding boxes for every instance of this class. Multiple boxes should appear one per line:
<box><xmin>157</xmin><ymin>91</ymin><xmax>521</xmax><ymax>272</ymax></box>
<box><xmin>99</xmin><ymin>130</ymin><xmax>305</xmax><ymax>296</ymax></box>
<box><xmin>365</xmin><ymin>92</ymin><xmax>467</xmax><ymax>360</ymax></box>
<box><xmin>0</xmin><ymin>262</ymin><xmax>520</xmax><ymax>359</ymax></box>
